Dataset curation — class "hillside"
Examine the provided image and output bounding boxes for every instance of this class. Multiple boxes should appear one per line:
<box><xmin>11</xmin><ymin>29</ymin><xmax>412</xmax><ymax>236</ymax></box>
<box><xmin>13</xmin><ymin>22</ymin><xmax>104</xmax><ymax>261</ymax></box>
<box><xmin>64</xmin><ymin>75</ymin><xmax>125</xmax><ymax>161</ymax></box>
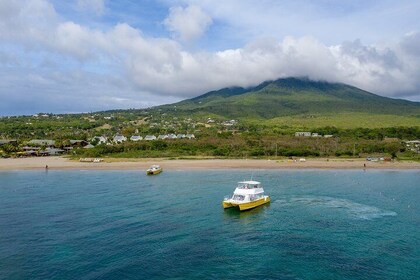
<box><xmin>159</xmin><ymin>78</ymin><xmax>420</xmax><ymax>127</ymax></box>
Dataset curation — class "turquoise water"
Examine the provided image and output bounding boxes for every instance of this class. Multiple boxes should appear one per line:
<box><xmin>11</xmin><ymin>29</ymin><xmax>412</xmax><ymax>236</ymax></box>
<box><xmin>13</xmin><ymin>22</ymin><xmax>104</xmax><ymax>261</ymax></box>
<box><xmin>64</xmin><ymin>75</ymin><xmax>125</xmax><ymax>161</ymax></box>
<box><xmin>0</xmin><ymin>169</ymin><xmax>419</xmax><ymax>279</ymax></box>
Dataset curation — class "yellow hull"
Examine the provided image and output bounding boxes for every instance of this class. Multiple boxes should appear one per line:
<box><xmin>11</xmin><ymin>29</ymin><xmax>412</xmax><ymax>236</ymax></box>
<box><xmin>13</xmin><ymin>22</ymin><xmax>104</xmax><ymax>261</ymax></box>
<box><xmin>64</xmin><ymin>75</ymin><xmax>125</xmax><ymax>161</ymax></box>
<box><xmin>223</xmin><ymin>201</ymin><xmax>234</xmax><ymax>209</ymax></box>
<box><xmin>222</xmin><ymin>197</ymin><xmax>270</xmax><ymax>211</ymax></box>
<box><xmin>147</xmin><ymin>169</ymin><xmax>162</xmax><ymax>175</ymax></box>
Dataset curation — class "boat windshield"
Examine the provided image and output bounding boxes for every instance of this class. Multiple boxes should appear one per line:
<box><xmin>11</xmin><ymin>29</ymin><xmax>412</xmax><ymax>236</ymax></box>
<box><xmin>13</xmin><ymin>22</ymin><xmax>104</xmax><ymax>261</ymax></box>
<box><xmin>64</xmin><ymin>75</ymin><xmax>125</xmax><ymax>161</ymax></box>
<box><xmin>237</xmin><ymin>183</ymin><xmax>261</xmax><ymax>189</ymax></box>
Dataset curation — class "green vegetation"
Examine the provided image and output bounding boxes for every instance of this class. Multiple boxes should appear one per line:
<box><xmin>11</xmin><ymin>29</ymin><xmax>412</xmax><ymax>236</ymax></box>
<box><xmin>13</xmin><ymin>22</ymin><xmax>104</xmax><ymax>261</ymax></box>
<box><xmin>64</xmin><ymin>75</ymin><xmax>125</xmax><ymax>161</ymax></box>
<box><xmin>1</xmin><ymin>78</ymin><xmax>419</xmax><ymax>160</ymax></box>
<box><xmin>167</xmin><ymin>78</ymin><xmax>420</xmax><ymax>121</ymax></box>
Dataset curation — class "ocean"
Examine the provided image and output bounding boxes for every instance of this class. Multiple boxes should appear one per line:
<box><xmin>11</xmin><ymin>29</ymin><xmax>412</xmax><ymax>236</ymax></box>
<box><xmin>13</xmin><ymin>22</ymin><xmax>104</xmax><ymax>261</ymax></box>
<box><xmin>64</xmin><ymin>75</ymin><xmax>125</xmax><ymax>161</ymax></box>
<box><xmin>0</xmin><ymin>169</ymin><xmax>419</xmax><ymax>279</ymax></box>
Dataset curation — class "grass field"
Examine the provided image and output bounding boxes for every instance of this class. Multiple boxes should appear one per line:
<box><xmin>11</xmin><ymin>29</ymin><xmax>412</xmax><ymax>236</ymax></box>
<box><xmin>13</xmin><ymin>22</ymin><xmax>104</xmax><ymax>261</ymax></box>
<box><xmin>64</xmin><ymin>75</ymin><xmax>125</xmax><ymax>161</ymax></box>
<box><xmin>263</xmin><ymin>113</ymin><xmax>420</xmax><ymax>129</ymax></box>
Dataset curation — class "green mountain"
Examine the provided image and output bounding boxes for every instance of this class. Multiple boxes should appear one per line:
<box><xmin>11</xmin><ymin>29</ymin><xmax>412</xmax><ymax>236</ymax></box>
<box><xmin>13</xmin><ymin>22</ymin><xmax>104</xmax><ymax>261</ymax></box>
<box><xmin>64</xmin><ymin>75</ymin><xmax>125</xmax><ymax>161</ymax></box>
<box><xmin>158</xmin><ymin>77</ymin><xmax>420</xmax><ymax>128</ymax></box>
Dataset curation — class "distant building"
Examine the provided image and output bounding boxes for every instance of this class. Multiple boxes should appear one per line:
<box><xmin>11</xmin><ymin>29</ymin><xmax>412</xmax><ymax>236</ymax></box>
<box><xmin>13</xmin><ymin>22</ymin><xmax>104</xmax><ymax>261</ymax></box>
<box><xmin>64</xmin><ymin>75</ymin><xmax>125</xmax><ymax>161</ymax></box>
<box><xmin>222</xmin><ymin>120</ymin><xmax>237</xmax><ymax>126</ymax></box>
<box><xmin>0</xmin><ymin>139</ymin><xmax>17</xmax><ymax>145</ymax></box>
<box><xmin>177</xmin><ymin>134</ymin><xmax>186</xmax><ymax>139</ymax></box>
<box><xmin>44</xmin><ymin>148</ymin><xmax>65</xmax><ymax>155</ymax></box>
<box><xmin>130</xmin><ymin>135</ymin><xmax>143</xmax><ymax>141</ymax></box>
<box><xmin>69</xmin><ymin>140</ymin><xmax>89</xmax><ymax>147</ymax></box>
<box><xmin>324</xmin><ymin>135</ymin><xmax>333</xmax><ymax>138</ymax></box>
<box><xmin>405</xmin><ymin>140</ymin><xmax>420</xmax><ymax>153</ymax></box>
<box><xmin>113</xmin><ymin>135</ymin><xmax>127</xmax><ymax>143</ymax></box>
<box><xmin>144</xmin><ymin>135</ymin><xmax>157</xmax><ymax>141</ymax></box>
<box><xmin>28</xmin><ymin>139</ymin><xmax>55</xmax><ymax>147</ymax></box>
<box><xmin>167</xmin><ymin>133</ymin><xmax>177</xmax><ymax>139</ymax></box>
<box><xmin>295</xmin><ymin>132</ymin><xmax>311</xmax><ymax>137</ymax></box>
<box><xmin>186</xmin><ymin>134</ymin><xmax>196</xmax><ymax>139</ymax></box>
<box><xmin>157</xmin><ymin>135</ymin><xmax>168</xmax><ymax>140</ymax></box>
<box><xmin>92</xmin><ymin>136</ymin><xmax>107</xmax><ymax>145</ymax></box>
<box><xmin>311</xmin><ymin>133</ymin><xmax>321</xmax><ymax>137</ymax></box>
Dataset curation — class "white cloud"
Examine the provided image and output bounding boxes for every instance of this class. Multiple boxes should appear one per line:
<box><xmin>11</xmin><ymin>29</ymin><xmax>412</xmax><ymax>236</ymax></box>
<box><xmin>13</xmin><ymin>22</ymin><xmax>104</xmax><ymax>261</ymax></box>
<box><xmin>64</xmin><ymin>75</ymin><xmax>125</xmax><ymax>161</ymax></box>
<box><xmin>163</xmin><ymin>5</ymin><xmax>212</xmax><ymax>42</ymax></box>
<box><xmin>76</xmin><ymin>0</ymin><xmax>105</xmax><ymax>15</ymax></box>
<box><xmin>0</xmin><ymin>0</ymin><xmax>419</xmax><ymax>115</ymax></box>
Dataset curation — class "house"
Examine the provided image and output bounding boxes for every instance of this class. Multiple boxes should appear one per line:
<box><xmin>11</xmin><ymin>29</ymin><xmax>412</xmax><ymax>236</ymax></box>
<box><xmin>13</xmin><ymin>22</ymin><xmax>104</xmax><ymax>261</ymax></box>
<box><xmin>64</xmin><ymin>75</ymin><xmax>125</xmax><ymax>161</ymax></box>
<box><xmin>324</xmin><ymin>135</ymin><xmax>333</xmax><ymax>138</ymax></box>
<box><xmin>158</xmin><ymin>135</ymin><xmax>168</xmax><ymax>140</ymax></box>
<box><xmin>295</xmin><ymin>132</ymin><xmax>311</xmax><ymax>137</ymax></box>
<box><xmin>69</xmin><ymin>140</ymin><xmax>89</xmax><ymax>147</ymax></box>
<box><xmin>167</xmin><ymin>133</ymin><xmax>177</xmax><ymax>139</ymax></box>
<box><xmin>405</xmin><ymin>140</ymin><xmax>420</xmax><ymax>153</ymax></box>
<box><xmin>186</xmin><ymin>134</ymin><xmax>196</xmax><ymax>139</ymax></box>
<box><xmin>311</xmin><ymin>133</ymin><xmax>321</xmax><ymax>137</ymax></box>
<box><xmin>113</xmin><ymin>135</ymin><xmax>127</xmax><ymax>143</ymax></box>
<box><xmin>28</xmin><ymin>139</ymin><xmax>55</xmax><ymax>147</ymax></box>
<box><xmin>222</xmin><ymin>120</ymin><xmax>237</xmax><ymax>126</ymax></box>
<box><xmin>84</xmin><ymin>144</ymin><xmax>95</xmax><ymax>149</ymax></box>
<box><xmin>92</xmin><ymin>136</ymin><xmax>107</xmax><ymax>145</ymax></box>
<box><xmin>45</xmin><ymin>148</ymin><xmax>65</xmax><ymax>155</ymax></box>
<box><xmin>0</xmin><ymin>139</ymin><xmax>17</xmax><ymax>145</ymax></box>
<box><xmin>130</xmin><ymin>135</ymin><xmax>143</xmax><ymax>141</ymax></box>
<box><xmin>144</xmin><ymin>135</ymin><xmax>157</xmax><ymax>141</ymax></box>
<box><xmin>22</xmin><ymin>146</ymin><xmax>40</xmax><ymax>151</ymax></box>
<box><xmin>177</xmin><ymin>134</ymin><xmax>186</xmax><ymax>139</ymax></box>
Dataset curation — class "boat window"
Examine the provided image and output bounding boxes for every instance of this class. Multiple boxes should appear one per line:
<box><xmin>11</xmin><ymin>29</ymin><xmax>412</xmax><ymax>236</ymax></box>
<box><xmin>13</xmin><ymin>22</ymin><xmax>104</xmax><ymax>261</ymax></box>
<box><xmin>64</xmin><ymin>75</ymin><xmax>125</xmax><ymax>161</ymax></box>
<box><xmin>233</xmin><ymin>194</ymin><xmax>245</xmax><ymax>201</ymax></box>
<box><xmin>237</xmin><ymin>183</ymin><xmax>261</xmax><ymax>189</ymax></box>
<box><xmin>237</xmin><ymin>183</ymin><xmax>248</xmax><ymax>189</ymax></box>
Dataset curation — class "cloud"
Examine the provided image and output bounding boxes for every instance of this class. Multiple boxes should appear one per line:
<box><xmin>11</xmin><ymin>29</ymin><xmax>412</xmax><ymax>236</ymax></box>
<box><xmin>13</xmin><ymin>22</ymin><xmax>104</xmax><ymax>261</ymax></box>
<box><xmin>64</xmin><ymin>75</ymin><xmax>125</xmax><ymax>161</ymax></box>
<box><xmin>0</xmin><ymin>0</ymin><xmax>419</xmax><ymax>115</ymax></box>
<box><xmin>163</xmin><ymin>5</ymin><xmax>212</xmax><ymax>42</ymax></box>
<box><xmin>76</xmin><ymin>0</ymin><xmax>105</xmax><ymax>15</ymax></box>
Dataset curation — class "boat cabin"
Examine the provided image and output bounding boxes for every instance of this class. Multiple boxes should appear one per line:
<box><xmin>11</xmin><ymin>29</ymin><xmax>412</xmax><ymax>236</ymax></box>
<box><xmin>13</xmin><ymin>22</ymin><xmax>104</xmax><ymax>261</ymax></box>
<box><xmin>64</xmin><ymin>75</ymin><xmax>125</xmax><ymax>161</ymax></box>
<box><xmin>231</xmin><ymin>181</ymin><xmax>265</xmax><ymax>202</ymax></box>
<box><xmin>237</xmin><ymin>181</ymin><xmax>261</xmax><ymax>189</ymax></box>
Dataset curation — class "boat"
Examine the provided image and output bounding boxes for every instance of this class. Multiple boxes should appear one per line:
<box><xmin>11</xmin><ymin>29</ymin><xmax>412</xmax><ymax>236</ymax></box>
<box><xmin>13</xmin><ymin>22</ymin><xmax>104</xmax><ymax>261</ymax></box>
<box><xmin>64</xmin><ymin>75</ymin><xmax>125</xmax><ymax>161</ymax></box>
<box><xmin>146</xmin><ymin>165</ymin><xmax>162</xmax><ymax>175</ymax></box>
<box><xmin>222</xmin><ymin>180</ymin><xmax>270</xmax><ymax>211</ymax></box>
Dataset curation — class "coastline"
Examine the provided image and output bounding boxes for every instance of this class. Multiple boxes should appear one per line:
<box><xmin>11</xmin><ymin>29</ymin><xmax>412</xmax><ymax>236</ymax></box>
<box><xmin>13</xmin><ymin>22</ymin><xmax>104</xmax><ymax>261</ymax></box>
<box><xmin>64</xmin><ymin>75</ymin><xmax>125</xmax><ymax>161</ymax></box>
<box><xmin>0</xmin><ymin>157</ymin><xmax>419</xmax><ymax>171</ymax></box>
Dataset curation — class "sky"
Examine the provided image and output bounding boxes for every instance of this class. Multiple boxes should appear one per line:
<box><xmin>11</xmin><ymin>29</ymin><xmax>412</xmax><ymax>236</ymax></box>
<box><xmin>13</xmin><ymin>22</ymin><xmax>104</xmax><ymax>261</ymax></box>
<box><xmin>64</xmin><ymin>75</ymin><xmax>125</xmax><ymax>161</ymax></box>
<box><xmin>0</xmin><ymin>0</ymin><xmax>420</xmax><ymax>116</ymax></box>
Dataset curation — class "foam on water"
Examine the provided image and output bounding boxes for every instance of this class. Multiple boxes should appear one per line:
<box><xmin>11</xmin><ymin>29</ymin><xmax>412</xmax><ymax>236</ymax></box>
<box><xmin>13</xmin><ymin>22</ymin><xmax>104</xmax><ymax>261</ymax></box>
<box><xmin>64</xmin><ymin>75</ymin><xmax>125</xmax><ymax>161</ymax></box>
<box><xmin>275</xmin><ymin>196</ymin><xmax>397</xmax><ymax>220</ymax></box>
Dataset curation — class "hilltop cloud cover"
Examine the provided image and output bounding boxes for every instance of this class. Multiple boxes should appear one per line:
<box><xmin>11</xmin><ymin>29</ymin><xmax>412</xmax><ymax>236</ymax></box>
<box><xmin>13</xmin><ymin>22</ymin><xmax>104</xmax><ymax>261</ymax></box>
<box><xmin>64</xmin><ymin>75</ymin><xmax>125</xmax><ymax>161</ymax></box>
<box><xmin>0</xmin><ymin>0</ymin><xmax>419</xmax><ymax>115</ymax></box>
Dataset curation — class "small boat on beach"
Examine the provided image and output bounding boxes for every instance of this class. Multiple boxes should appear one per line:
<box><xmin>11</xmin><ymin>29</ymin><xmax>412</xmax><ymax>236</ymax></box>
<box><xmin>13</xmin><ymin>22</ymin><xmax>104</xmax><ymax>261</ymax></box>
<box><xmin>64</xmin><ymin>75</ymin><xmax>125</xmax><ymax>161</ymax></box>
<box><xmin>146</xmin><ymin>165</ymin><xmax>162</xmax><ymax>175</ymax></box>
<box><xmin>222</xmin><ymin>180</ymin><xmax>270</xmax><ymax>211</ymax></box>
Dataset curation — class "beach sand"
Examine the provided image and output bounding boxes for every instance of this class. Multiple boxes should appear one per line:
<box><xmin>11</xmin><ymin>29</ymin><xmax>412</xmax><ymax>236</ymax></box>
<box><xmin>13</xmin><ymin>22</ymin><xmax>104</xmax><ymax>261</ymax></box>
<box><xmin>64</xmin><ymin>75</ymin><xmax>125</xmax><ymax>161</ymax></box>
<box><xmin>0</xmin><ymin>157</ymin><xmax>419</xmax><ymax>171</ymax></box>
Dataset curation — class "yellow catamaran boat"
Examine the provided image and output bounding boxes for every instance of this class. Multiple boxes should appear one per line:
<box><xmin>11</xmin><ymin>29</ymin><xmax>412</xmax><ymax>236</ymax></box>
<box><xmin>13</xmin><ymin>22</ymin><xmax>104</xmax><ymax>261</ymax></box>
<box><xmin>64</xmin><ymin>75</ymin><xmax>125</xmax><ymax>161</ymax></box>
<box><xmin>222</xmin><ymin>180</ymin><xmax>270</xmax><ymax>211</ymax></box>
<box><xmin>146</xmin><ymin>165</ymin><xmax>162</xmax><ymax>175</ymax></box>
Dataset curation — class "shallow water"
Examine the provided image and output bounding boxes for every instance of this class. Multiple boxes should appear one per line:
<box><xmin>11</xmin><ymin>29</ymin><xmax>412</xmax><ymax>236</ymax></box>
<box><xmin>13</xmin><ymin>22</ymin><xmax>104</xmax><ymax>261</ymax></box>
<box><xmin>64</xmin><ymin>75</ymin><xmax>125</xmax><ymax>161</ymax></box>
<box><xmin>0</xmin><ymin>169</ymin><xmax>419</xmax><ymax>279</ymax></box>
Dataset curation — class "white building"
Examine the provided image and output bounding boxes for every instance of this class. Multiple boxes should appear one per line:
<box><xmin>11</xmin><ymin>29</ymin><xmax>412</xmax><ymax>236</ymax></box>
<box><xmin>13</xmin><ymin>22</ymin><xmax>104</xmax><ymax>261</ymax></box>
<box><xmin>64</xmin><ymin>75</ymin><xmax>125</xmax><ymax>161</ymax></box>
<box><xmin>130</xmin><ymin>135</ymin><xmax>143</xmax><ymax>141</ymax></box>
<box><xmin>92</xmin><ymin>136</ymin><xmax>107</xmax><ymax>145</ymax></box>
<box><xmin>144</xmin><ymin>135</ymin><xmax>157</xmax><ymax>141</ymax></box>
<box><xmin>167</xmin><ymin>134</ymin><xmax>177</xmax><ymax>139</ymax></box>
<box><xmin>113</xmin><ymin>135</ymin><xmax>127</xmax><ymax>143</ymax></box>
<box><xmin>295</xmin><ymin>132</ymin><xmax>311</xmax><ymax>137</ymax></box>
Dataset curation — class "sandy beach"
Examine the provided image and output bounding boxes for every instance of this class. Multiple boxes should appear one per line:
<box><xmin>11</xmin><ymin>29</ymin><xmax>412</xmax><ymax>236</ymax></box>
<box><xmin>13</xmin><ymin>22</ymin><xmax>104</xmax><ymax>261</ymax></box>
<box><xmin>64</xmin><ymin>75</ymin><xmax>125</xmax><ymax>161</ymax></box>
<box><xmin>0</xmin><ymin>157</ymin><xmax>419</xmax><ymax>171</ymax></box>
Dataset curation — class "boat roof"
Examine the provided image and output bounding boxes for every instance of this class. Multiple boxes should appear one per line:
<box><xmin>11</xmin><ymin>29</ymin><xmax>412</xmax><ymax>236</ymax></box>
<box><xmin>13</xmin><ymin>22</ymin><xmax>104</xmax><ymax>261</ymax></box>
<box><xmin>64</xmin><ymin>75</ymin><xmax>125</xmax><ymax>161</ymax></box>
<box><xmin>238</xmin><ymin>180</ymin><xmax>260</xmax><ymax>184</ymax></box>
<box><xmin>149</xmin><ymin>165</ymin><xmax>160</xmax><ymax>168</ymax></box>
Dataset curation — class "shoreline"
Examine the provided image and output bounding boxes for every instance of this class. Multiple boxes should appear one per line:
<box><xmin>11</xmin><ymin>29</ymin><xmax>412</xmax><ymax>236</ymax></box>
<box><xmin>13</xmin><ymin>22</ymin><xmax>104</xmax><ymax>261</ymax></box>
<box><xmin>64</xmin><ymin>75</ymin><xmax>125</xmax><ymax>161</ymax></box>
<box><xmin>0</xmin><ymin>157</ymin><xmax>419</xmax><ymax>171</ymax></box>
